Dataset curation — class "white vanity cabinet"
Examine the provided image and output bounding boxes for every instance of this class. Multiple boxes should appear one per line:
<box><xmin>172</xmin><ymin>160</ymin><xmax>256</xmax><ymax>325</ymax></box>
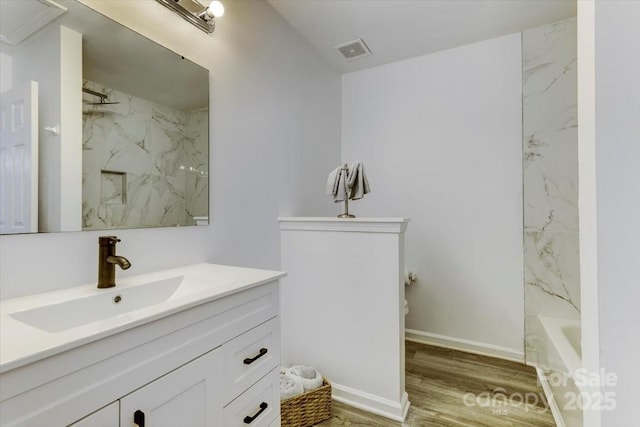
<box><xmin>0</xmin><ymin>264</ymin><xmax>284</xmax><ymax>427</ymax></box>
<box><xmin>68</xmin><ymin>402</ymin><xmax>119</xmax><ymax>427</ymax></box>
<box><xmin>68</xmin><ymin>348</ymin><xmax>224</xmax><ymax>427</ymax></box>
<box><xmin>118</xmin><ymin>347</ymin><xmax>223</xmax><ymax>427</ymax></box>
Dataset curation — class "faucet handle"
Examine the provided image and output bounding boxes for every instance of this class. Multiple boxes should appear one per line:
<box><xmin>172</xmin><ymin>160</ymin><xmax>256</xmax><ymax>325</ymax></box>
<box><xmin>99</xmin><ymin>236</ymin><xmax>121</xmax><ymax>246</ymax></box>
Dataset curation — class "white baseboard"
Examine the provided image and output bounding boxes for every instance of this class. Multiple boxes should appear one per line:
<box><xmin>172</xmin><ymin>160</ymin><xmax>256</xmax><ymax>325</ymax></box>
<box><xmin>405</xmin><ymin>329</ymin><xmax>524</xmax><ymax>363</ymax></box>
<box><xmin>536</xmin><ymin>366</ymin><xmax>565</xmax><ymax>427</ymax></box>
<box><xmin>331</xmin><ymin>382</ymin><xmax>410</xmax><ymax>422</ymax></box>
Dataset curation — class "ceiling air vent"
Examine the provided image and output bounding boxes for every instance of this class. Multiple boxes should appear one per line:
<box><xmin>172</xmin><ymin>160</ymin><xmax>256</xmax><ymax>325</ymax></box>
<box><xmin>335</xmin><ymin>38</ymin><xmax>371</xmax><ymax>61</ymax></box>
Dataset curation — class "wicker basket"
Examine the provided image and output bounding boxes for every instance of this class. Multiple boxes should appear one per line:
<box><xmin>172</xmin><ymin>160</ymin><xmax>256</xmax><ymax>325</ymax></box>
<box><xmin>281</xmin><ymin>378</ymin><xmax>332</xmax><ymax>427</ymax></box>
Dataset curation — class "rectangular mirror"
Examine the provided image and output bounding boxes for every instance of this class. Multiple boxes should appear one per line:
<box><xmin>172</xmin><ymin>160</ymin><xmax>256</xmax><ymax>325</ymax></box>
<box><xmin>0</xmin><ymin>0</ymin><xmax>209</xmax><ymax>234</ymax></box>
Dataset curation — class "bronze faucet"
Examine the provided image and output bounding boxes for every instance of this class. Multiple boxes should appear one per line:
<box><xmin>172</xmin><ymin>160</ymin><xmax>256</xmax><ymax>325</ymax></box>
<box><xmin>98</xmin><ymin>236</ymin><xmax>131</xmax><ymax>288</ymax></box>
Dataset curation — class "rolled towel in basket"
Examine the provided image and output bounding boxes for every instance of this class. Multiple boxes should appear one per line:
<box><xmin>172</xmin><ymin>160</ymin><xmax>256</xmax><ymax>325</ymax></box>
<box><xmin>280</xmin><ymin>369</ymin><xmax>304</xmax><ymax>400</ymax></box>
<box><xmin>285</xmin><ymin>365</ymin><xmax>323</xmax><ymax>392</ymax></box>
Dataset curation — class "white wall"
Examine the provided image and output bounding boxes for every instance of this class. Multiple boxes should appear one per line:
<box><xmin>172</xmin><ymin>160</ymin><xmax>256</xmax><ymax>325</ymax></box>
<box><xmin>0</xmin><ymin>0</ymin><xmax>341</xmax><ymax>300</ymax></box>
<box><xmin>280</xmin><ymin>219</ymin><xmax>409</xmax><ymax>420</ymax></box>
<box><xmin>585</xmin><ymin>1</ymin><xmax>640</xmax><ymax>424</ymax></box>
<box><xmin>342</xmin><ymin>34</ymin><xmax>524</xmax><ymax>358</ymax></box>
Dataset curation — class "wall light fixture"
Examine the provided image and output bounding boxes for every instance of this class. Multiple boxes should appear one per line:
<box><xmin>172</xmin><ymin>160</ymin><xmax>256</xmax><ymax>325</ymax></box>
<box><xmin>155</xmin><ymin>0</ymin><xmax>224</xmax><ymax>34</ymax></box>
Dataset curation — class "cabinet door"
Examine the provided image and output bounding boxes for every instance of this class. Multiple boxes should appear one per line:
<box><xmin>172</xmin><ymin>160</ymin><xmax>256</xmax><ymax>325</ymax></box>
<box><xmin>120</xmin><ymin>348</ymin><xmax>222</xmax><ymax>427</ymax></box>
<box><xmin>68</xmin><ymin>401</ymin><xmax>119</xmax><ymax>427</ymax></box>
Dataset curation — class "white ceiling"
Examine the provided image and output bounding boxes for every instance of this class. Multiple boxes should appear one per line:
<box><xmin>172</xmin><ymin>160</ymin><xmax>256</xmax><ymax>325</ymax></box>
<box><xmin>268</xmin><ymin>0</ymin><xmax>577</xmax><ymax>73</ymax></box>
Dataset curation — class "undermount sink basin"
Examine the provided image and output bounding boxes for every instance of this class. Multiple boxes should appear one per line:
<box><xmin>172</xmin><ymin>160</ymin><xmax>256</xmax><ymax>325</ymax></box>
<box><xmin>9</xmin><ymin>276</ymin><xmax>186</xmax><ymax>333</ymax></box>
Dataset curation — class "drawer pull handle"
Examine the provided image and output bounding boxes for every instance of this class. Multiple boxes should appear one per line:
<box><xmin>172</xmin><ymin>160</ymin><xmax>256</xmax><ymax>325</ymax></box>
<box><xmin>134</xmin><ymin>409</ymin><xmax>145</xmax><ymax>427</ymax></box>
<box><xmin>243</xmin><ymin>348</ymin><xmax>268</xmax><ymax>365</ymax></box>
<box><xmin>243</xmin><ymin>402</ymin><xmax>268</xmax><ymax>424</ymax></box>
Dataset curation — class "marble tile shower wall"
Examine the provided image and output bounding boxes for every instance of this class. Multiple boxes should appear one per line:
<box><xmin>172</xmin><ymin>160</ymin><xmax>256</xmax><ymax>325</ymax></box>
<box><xmin>82</xmin><ymin>80</ymin><xmax>208</xmax><ymax>230</ymax></box>
<box><xmin>522</xmin><ymin>18</ymin><xmax>579</xmax><ymax>366</ymax></box>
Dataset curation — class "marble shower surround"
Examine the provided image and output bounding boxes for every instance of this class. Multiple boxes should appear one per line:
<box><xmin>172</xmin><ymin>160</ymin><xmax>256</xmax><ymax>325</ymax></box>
<box><xmin>82</xmin><ymin>80</ymin><xmax>208</xmax><ymax>230</ymax></box>
<box><xmin>522</xmin><ymin>18</ymin><xmax>579</xmax><ymax>366</ymax></box>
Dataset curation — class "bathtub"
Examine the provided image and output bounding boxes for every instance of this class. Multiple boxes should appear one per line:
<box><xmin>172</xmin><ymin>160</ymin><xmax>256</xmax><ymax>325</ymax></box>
<box><xmin>537</xmin><ymin>316</ymin><xmax>583</xmax><ymax>427</ymax></box>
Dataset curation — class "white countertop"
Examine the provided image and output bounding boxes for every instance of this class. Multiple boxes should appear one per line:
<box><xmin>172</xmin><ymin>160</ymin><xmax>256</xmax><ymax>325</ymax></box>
<box><xmin>0</xmin><ymin>263</ymin><xmax>285</xmax><ymax>373</ymax></box>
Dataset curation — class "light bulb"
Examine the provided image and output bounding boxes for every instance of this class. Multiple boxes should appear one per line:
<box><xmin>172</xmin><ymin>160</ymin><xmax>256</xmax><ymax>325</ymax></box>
<box><xmin>207</xmin><ymin>0</ymin><xmax>224</xmax><ymax>18</ymax></box>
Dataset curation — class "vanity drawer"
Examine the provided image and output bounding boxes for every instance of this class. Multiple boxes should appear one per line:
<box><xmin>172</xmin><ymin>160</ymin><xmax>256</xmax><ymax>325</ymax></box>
<box><xmin>223</xmin><ymin>317</ymin><xmax>280</xmax><ymax>404</ymax></box>
<box><xmin>223</xmin><ymin>368</ymin><xmax>279</xmax><ymax>427</ymax></box>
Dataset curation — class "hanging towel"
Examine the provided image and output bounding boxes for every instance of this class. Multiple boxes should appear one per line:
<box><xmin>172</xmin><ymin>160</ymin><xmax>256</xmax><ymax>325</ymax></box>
<box><xmin>346</xmin><ymin>161</ymin><xmax>371</xmax><ymax>200</ymax></box>
<box><xmin>280</xmin><ymin>369</ymin><xmax>304</xmax><ymax>400</ymax></box>
<box><xmin>285</xmin><ymin>365</ymin><xmax>324</xmax><ymax>391</ymax></box>
<box><xmin>326</xmin><ymin>165</ymin><xmax>349</xmax><ymax>202</ymax></box>
<box><xmin>325</xmin><ymin>165</ymin><xmax>341</xmax><ymax>195</ymax></box>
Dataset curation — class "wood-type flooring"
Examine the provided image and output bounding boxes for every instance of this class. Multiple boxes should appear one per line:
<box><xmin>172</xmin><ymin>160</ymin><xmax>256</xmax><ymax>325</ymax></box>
<box><xmin>316</xmin><ymin>341</ymin><xmax>556</xmax><ymax>427</ymax></box>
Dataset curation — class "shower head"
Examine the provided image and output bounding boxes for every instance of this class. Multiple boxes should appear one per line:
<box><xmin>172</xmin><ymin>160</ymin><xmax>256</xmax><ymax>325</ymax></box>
<box><xmin>84</xmin><ymin>101</ymin><xmax>121</xmax><ymax>105</ymax></box>
<box><xmin>82</xmin><ymin>87</ymin><xmax>120</xmax><ymax>105</ymax></box>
